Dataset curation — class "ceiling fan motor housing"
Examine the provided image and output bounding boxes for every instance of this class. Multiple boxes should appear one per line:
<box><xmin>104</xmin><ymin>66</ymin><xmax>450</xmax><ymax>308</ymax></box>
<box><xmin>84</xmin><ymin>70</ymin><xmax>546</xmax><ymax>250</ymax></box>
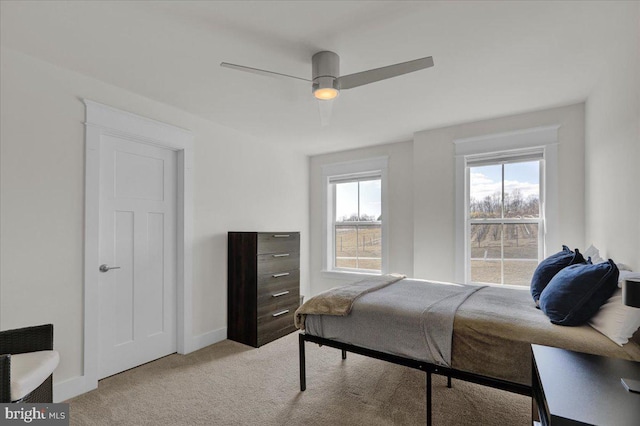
<box><xmin>312</xmin><ymin>51</ymin><xmax>340</xmax><ymax>94</ymax></box>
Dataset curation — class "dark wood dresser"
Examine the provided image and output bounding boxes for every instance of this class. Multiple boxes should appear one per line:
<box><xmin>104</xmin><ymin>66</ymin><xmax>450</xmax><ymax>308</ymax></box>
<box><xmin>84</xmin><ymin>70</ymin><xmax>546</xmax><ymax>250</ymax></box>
<box><xmin>227</xmin><ymin>232</ymin><xmax>300</xmax><ymax>347</ymax></box>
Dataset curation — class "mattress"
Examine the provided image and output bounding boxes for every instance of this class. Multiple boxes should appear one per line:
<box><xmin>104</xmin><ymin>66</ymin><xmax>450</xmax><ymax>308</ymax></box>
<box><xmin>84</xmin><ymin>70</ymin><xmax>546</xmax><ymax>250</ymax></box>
<box><xmin>304</xmin><ymin>278</ymin><xmax>640</xmax><ymax>385</ymax></box>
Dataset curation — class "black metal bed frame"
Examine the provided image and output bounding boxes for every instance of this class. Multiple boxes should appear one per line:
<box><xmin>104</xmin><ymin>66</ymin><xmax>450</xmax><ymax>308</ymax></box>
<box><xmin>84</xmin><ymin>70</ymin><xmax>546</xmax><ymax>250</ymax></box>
<box><xmin>299</xmin><ymin>332</ymin><xmax>531</xmax><ymax>426</ymax></box>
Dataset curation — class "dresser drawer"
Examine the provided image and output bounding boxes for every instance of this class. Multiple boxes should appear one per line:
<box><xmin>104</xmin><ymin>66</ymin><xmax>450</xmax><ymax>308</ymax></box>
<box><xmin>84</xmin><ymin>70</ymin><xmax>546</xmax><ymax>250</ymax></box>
<box><xmin>257</xmin><ymin>301</ymin><xmax>298</xmax><ymax>325</ymax></box>
<box><xmin>257</xmin><ymin>269</ymin><xmax>299</xmax><ymax>292</ymax></box>
<box><xmin>257</xmin><ymin>323</ymin><xmax>297</xmax><ymax>348</ymax></box>
<box><xmin>257</xmin><ymin>305</ymin><xmax>297</xmax><ymax>347</ymax></box>
<box><xmin>257</xmin><ymin>233</ymin><xmax>300</xmax><ymax>255</ymax></box>
<box><xmin>257</xmin><ymin>289</ymin><xmax>300</xmax><ymax>317</ymax></box>
<box><xmin>257</xmin><ymin>252</ymin><xmax>299</xmax><ymax>275</ymax></box>
<box><xmin>257</xmin><ymin>285</ymin><xmax>299</xmax><ymax>308</ymax></box>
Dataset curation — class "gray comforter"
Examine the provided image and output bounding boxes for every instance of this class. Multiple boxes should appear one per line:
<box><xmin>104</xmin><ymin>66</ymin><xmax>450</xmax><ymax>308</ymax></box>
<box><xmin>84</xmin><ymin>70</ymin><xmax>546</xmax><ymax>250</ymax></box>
<box><xmin>303</xmin><ymin>278</ymin><xmax>640</xmax><ymax>385</ymax></box>
<box><xmin>304</xmin><ymin>279</ymin><xmax>485</xmax><ymax>367</ymax></box>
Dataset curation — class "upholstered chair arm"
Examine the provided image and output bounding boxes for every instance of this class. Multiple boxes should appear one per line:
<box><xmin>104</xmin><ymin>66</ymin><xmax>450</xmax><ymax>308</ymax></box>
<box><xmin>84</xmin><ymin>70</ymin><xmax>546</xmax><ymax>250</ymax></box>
<box><xmin>0</xmin><ymin>324</ymin><xmax>53</xmax><ymax>355</ymax></box>
<box><xmin>0</xmin><ymin>354</ymin><xmax>10</xmax><ymax>403</ymax></box>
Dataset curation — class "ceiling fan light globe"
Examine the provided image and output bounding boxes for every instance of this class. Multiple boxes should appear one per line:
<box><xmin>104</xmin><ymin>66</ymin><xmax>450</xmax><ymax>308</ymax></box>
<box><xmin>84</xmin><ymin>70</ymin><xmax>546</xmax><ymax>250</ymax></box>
<box><xmin>314</xmin><ymin>88</ymin><xmax>339</xmax><ymax>100</ymax></box>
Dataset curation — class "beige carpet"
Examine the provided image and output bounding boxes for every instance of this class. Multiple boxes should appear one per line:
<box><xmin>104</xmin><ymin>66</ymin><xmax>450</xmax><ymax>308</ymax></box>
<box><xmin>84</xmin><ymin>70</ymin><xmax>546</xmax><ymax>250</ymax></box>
<box><xmin>68</xmin><ymin>333</ymin><xmax>530</xmax><ymax>425</ymax></box>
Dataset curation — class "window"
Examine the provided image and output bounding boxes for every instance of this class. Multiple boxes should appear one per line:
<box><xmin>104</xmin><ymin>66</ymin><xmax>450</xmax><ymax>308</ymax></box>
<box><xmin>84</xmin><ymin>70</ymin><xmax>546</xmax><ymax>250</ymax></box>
<box><xmin>467</xmin><ymin>155</ymin><xmax>543</xmax><ymax>285</ymax></box>
<box><xmin>454</xmin><ymin>126</ymin><xmax>559</xmax><ymax>285</ymax></box>
<box><xmin>322</xmin><ymin>157</ymin><xmax>388</xmax><ymax>275</ymax></box>
<box><xmin>333</xmin><ymin>176</ymin><xmax>382</xmax><ymax>271</ymax></box>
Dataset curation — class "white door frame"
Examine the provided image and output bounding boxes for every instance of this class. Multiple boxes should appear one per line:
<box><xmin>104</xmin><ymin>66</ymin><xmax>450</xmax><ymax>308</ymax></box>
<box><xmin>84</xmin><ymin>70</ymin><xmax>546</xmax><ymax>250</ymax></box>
<box><xmin>83</xmin><ymin>99</ymin><xmax>194</xmax><ymax>392</ymax></box>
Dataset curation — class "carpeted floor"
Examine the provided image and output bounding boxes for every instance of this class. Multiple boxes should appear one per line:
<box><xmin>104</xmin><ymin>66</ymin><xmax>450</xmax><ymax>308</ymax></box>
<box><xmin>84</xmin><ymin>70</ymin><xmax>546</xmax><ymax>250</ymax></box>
<box><xmin>68</xmin><ymin>333</ymin><xmax>530</xmax><ymax>425</ymax></box>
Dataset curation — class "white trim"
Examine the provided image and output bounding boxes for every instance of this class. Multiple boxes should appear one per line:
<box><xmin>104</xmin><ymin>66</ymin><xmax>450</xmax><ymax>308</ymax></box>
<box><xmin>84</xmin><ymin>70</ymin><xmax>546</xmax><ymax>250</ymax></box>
<box><xmin>53</xmin><ymin>376</ymin><xmax>87</xmax><ymax>402</ymax></box>
<box><xmin>82</xmin><ymin>100</ymin><xmax>194</xmax><ymax>395</ymax></box>
<box><xmin>190</xmin><ymin>327</ymin><xmax>228</xmax><ymax>350</ymax></box>
<box><xmin>321</xmin><ymin>157</ymin><xmax>389</xmax><ymax>275</ymax></box>
<box><xmin>320</xmin><ymin>270</ymin><xmax>382</xmax><ymax>280</ymax></box>
<box><xmin>454</xmin><ymin>126</ymin><xmax>559</xmax><ymax>283</ymax></box>
<box><xmin>321</xmin><ymin>156</ymin><xmax>389</xmax><ymax>177</ymax></box>
<box><xmin>83</xmin><ymin>100</ymin><xmax>192</xmax><ymax>147</ymax></box>
<box><xmin>453</xmin><ymin>125</ymin><xmax>560</xmax><ymax>154</ymax></box>
<box><xmin>454</xmin><ymin>154</ymin><xmax>467</xmax><ymax>283</ymax></box>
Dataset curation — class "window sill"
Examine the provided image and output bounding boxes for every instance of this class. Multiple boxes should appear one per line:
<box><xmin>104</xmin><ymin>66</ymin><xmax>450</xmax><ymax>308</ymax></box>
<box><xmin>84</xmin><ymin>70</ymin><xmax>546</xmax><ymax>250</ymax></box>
<box><xmin>321</xmin><ymin>269</ymin><xmax>383</xmax><ymax>280</ymax></box>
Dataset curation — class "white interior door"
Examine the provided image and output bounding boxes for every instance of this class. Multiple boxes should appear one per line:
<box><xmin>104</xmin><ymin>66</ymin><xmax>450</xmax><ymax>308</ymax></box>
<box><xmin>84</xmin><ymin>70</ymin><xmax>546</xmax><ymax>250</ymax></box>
<box><xmin>98</xmin><ymin>135</ymin><xmax>177</xmax><ymax>379</ymax></box>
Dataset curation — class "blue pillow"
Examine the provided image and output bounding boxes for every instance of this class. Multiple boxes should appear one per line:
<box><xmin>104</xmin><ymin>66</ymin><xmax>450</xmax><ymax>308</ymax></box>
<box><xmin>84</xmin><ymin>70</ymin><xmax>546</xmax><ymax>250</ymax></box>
<box><xmin>530</xmin><ymin>246</ymin><xmax>585</xmax><ymax>305</ymax></box>
<box><xmin>539</xmin><ymin>259</ymin><xmax>619</xmax><ymax>326</ymax></box>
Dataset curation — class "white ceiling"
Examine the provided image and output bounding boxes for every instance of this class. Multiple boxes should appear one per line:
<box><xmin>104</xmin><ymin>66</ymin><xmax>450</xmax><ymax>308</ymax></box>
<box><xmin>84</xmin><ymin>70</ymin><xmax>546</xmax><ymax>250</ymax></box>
<box><xmin>0</xmin><ymin>1</ymin><xmax>622</xmax><ymax>155</ymax></box>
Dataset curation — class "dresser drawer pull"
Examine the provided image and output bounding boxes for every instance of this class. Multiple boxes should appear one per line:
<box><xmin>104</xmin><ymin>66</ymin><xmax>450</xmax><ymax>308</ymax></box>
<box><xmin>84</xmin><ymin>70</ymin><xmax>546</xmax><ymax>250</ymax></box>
<box><xmin>272</xmin><ymin>291</ymin><xmax>290</xmax><ymax>298</ymax></box>
<box><xmin>272</xmin><ymin>272</ymin><xmax>290</xmax><ymax>278</ymax></box>
<box><xmin>272</xmin><ymin>309</ymin><xmax>289</xmax><ymax>317</ymax></box>
<box><xmin>272</xmin><ymin>253</ymin><xmax>290</xmax><ymax>258</ymax></box>
<box><xmin>273</xmin><ymin>234</ymin><xmax>290</xmax><ymax>238</ymax></box>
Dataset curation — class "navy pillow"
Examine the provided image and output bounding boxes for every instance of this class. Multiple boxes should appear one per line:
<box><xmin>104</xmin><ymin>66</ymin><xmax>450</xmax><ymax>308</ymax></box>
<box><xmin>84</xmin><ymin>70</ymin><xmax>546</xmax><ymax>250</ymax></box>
<box><xmin>539</xmin><ymin>259</ymin><xmax>619</xmax><ymax>326</ymax></box>
<box><xmin>530</xmin><ymin>245</ymin><xmax>585</xmax><ymax>305</ymax></box>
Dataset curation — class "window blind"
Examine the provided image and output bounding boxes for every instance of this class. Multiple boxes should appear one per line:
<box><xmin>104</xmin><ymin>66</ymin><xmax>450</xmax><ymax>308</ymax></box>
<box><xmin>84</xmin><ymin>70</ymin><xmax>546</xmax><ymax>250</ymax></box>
<box><xmin>465</xmin><ymin>148</ymin><xmax>544</xmax><ymax>168</ymax></box>
<box><xmin>328</xmin><ymin>171</ymin><xmax>381</xmax><ymax>185</ymax></box>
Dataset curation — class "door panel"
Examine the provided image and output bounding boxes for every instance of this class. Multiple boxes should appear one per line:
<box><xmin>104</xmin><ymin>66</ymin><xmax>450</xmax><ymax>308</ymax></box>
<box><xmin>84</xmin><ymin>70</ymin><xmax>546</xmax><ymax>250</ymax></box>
<box><xmin>99</xmin><ymin>135</ymin><xmax>177</xmax><ymax>379</ymax></box>
<box><xmin>114</xmin><ymin>150</ymin><xmax>165</xmax><ymax>201</ymax></box>
<box><xmin>114</xmin><ymin>210</ymin><xmax>134</xmax><ymax>345</ymax></box>
<box><xmin>147</xmin><ymin>212</ymin><xmax>166</xmax><ymax>336</ymax></box>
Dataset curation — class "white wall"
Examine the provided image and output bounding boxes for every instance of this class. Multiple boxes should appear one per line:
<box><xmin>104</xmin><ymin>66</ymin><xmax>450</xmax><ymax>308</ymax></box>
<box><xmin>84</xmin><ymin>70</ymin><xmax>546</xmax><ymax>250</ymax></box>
<box><xmin>308</xmin><ymin>104</ymin><xmax>585</xmax><ymax>294</ymax></box>
<box><xmin>309</xmin><ymin>141</ymin><xmax>414</xmax><ymax>294</ymax></box>
<box><xmin>414</xmin><ymin>104</ymin><xmax>586</xmax><ymax>281</ymax></box>
<box><xmin>585</xmin><ymin>3</ymin><xmax>640</xmax><ymax>271</ymax></box>
<box><xmin>0</xmin><ymin>48</ymin><xmax>309</xmax><ymax>399</ymax></box>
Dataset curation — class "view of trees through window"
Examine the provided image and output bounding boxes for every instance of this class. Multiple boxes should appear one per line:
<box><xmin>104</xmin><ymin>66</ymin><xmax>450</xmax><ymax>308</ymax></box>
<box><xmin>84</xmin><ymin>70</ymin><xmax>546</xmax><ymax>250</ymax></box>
<box><xmin>334</xmin><ymin>179</ymin><xmax>381</xmax><ymax>271</ymax></box>
<box><xmin>469</xmin><ymin>160</ymin><xmax>541</xmax><ymax>285</ymax></box>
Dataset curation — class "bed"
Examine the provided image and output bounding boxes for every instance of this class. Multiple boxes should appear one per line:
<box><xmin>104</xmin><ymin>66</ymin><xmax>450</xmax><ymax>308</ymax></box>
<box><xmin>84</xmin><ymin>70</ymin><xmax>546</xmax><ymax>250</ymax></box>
<box><xmin>295</xmin><ymin>275</ymin><xmax>640</xmax><ymax>425</ymax></box>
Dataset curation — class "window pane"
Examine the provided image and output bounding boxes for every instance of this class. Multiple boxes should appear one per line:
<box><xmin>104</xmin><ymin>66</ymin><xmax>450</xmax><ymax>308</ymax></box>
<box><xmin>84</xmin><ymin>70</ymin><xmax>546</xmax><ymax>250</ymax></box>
<box><xmin>504</xmin><ymin>161</ymin><xmax>539</xmax><ymax>218</ymax></box>
<box><xmin>470</xmin><ymin>224</ymin><xmax>502</xmax><ymax>258</ymax></box>
<box><xmin>503</xmin><ymin>223</ymin><xmax>538</xmax><ymax>259</ymax></box>
<box><xmin>335</xmin><ymin>182</ymin><xmax>358</xmax><ymax>222</ymax></box>
<box><xmin>359</xmin><ymin>179</ymin><xmax>381</xmax><ymax>221</ymax></box>
<box><xmin>335</xmin><ymin>225</ymin><xmax>357</xmax><ymax>268</ymax></box>
<box><xmin>358</xmin><ymin>224</ymin><xmax>381</xmax><ymax>271</ymax></box>
<box><xmin>334</xmin><ymin>224</ymin><xmax>381</xmax><ymax>271</ymax></box>
<box><xmin>503</xmin><ymin>223</ymin><xmax>538</xmax><ymax>285</ymax></box>
<box><xmin>470</xmin><ymin>260</ymin><xmax>502</xmax><ymax>284</ymax></box>
<box><xmin>469</xmin><ymin>165</ymin><xmax>502</xmax><ymax>218</ymax></box>
<box><xmin>470</xmin><ymin>224</ymin><xmax>502</xmax><ymax>284</ymax></box>
<box><xmin>503</xmin><ymin>260</ymin><xmax>538</xmax><ymax>286</ymax></box>
<box><xmin>470</xmin><ymin>223</ymin><xmax>539</xmax><ymax>284</ymax></box>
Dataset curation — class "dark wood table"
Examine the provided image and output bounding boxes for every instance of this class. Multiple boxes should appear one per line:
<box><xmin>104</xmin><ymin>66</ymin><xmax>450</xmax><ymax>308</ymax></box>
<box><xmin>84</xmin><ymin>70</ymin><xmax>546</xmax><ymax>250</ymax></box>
<box><xmin>532</xmin><ymin>344</ymin><xmax>640</xmax><ymax>425</ymax></box>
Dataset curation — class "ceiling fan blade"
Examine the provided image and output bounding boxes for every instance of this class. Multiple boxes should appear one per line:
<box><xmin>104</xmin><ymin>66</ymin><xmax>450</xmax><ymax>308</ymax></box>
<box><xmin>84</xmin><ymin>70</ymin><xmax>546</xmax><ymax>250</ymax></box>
<box><xmin>220</xmin><ymin>62</ymin><xmax>310</xmax><ymax>82</ymax></box>
<box><xmin>318</xmin><ymin>99</ymin><xmax>334</xmax><ymax>127</ymax></box>
<box><xmin>337</xmin><ymin>56</ymin><xmax>434</xmax><ymax>90</ymax></box>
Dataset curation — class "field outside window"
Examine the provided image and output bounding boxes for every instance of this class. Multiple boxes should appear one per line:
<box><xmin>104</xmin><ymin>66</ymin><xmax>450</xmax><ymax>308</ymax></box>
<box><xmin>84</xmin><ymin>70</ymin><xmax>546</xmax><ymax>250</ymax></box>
<box><xmin>334</xmin><ymin>179</ymin><xmax>381</xmax><ymax>272</ymax></box>
<box><xmin>468</xmin><ymin>160</ymin><xmax>542</xmax><ymax>285</ymax></box>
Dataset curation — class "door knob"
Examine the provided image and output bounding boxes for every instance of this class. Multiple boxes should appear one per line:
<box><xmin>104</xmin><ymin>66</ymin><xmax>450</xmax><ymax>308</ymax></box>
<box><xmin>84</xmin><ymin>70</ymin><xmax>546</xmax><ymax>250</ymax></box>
<box><xmin>99</xmin><ymin>264</ymin><xmax>121</xmax><ymax>273</ymax></box>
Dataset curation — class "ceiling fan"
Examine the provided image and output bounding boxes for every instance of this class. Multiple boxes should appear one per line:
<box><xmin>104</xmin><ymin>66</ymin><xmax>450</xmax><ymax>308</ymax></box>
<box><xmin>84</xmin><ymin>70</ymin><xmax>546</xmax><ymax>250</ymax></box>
<box><xmin>221</xmin><ymin>51</ymin><xmax>434</xmax><ymax>125</ymax></box>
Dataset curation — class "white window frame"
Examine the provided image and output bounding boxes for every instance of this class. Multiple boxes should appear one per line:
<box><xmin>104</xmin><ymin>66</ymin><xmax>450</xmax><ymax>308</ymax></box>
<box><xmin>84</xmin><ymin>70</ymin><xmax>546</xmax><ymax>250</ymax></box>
<box><xmin>454</xmin><ymin>126</ymin><xmax>559</xmax><ymax>284</ymax></box>
<box><xmin>321</xmin><ymin>157</ymin><xmax>389</xmax><ymax>277</ymax></box>
<box><xmin>465</xmin><ymin>150</ymin><xmax>545</xmax><ymax>284</ymax></box>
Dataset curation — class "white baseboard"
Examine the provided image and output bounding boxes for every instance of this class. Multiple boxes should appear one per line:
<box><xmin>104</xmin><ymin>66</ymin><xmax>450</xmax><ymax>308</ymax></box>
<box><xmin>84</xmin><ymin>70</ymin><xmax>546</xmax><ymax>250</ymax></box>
<box><xmin>187</xmin><ymin>327</ymin><xmax>227</xmax><ymax>353</ymax></box>
<box><xmin>53</xmin><ymin>328</ymin><xmax>227</xmax><ymax>401</ymax></box>
<box><xmin>54</xmin><ymin>375</ymin><xmax>93</xmax><ymax>402</ymax></box>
